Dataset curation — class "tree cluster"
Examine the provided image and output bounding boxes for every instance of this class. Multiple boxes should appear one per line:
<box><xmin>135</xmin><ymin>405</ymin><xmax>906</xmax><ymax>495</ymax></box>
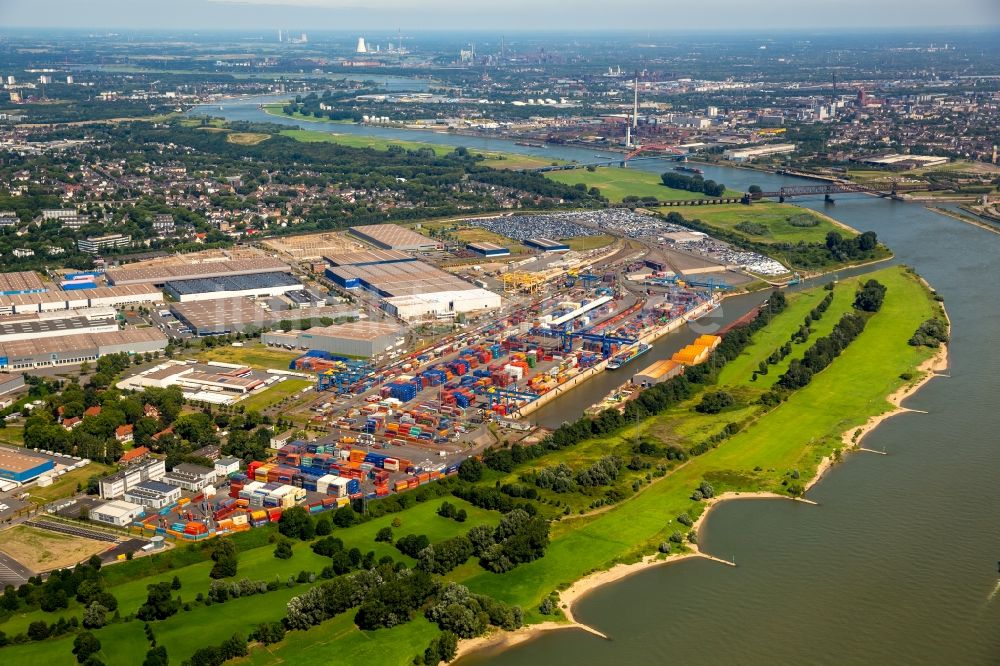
<box><xmin>778</xmin><ymin>312</ymin><xmax>868</xmax><ymax>390</ymax></box>
<box><xmin>425</xmin><ymin>582</ymin><xmax>523</xmax><ymax>639</ymax></box>
<box><xmin>908</xmin><ymin>318</ymin><xmax>949</xmax><ymax>348</ymax></box>
<box><xmin>660</xmin><ymin>171</ymin><xmax>727</xmax><ymax>197</ymax></box>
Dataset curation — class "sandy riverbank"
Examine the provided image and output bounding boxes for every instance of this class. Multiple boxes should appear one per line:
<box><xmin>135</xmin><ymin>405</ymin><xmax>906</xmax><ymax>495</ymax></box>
<box><xmin>454</xmin><ymin>491</ymin><xmax>810</xmax><ymax>662</ymax></box>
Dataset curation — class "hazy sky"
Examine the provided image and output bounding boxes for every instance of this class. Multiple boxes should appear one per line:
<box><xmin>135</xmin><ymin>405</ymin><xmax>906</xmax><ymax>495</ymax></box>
<box><xmin>1</xmin><ymin>0</ymin><xmax>999</xmax><ymax>31</ymax></box>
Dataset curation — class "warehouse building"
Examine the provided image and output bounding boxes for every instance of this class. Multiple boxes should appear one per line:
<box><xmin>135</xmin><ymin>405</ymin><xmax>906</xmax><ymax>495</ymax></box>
<box><xmin>326</xmin><ymin>258</ymin><xmax>501</xmax><ymax>322</ymax></box>
<box><xmin>164</xmin><ymin>272</ymin><xmax>303</xmax><ymax>303</ymax></box>
<box><xmin>383</xmin><ymin>290</ymin><xmax>502</xmax><ymax>322</ymax></box>
<box><xmin>324</xmin><ymin>249</ymin><xmax>415</xmax><ymax>267</ymax></box>
<box><xmin>99</xmin><ymin>458</ymin><xmax>166</xmax><ymax>499</ymax></box>
<box><xmin>106</xmin><ymin>257</ymin><xmax>290</xmax><ymax>286</ymax></box>
<box><xmin>723</xmin><ymin>143</ymin><xmax>796</xmax><ymax>162</ymax></box>
<box><xmin>467</xmin><ymin>242</ymin><xmax>510</xmax><ymax>257</ymax></box>
<box><xmin>0</xmin><ymin>327</ymin><xmax>168</xmax><ymax>371</ymax></box>
<box><xmin>0</xmin><ymin>308</ymin><xmax>118</xmax><ymax>344</ymax></box>
<box><xmin>0</xmin><ymin>285</ymin><xmax>162</xmax><ymax>316</ymax></box>
<box><xmin>0</xmin><ymin>271</ymin><xmax>47</xmax><ymax>296</ymax></box>
<box><xmin>347</xmin><ymin>223</ymin><xmax>441</xmax><ymax>251</ymax></box>
<box><xmin>124</xmin><ymin>480</ymin><xmax>181</xmax><ymax>509</ymax></box>
<box><xmin>263</xmin><ymin>320</ymin><xmax>403</xmax><ymax>358</ymax></box>
<box><xmin>91</xmin><ymin>500</ymin><xmax>145</xmax><ymax>527</ymax></box>
<box><xmin>118</xmin><ymin>361</ymin><xmax>268</xmax><ymax>403</ymax></box>
<box><xmin>0</xmin><ymin>445</ymin><xmax>55</xmax><ymax>483</ymax></box>
<box><xmin>0</xmin><ymin>372</ymin><xmax>25</xmax><ymax>397</ymax></box>
<box><xmin>161</xmin><ymin>463</ymin><xmax>216</xmax><ymax>492</ymax></box>
<box><xmin>170</xmin><ymin>298</ymin><xmax>359</xmax><ymax>336</ymax></box>
<box><xmin>524</xmin><ymin>237</ymin><xmax>570</xmax><ymax>253</ymax></box>
<box><xmin>632</xmin><ymin>359</ymin><xmax>684</xmax><ymax>386</ymax></box>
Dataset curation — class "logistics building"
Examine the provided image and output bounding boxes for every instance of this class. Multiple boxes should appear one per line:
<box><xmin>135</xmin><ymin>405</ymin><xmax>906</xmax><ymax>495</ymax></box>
<box><xmin>0</xmin><ymin>285</ymin><xmax>162</xmax><ymax>316</ymax></box>
<box><xmin>263</xmin><ymin>320</ymin><xmax>403</xmax><ymax>358</ymax></box>
<box><xmin>170</xmin><ymin>298</ymin><xmax>359</xmax><ymax>336</ymax></box>
<box><xmin>99</xmin><ymin>458</ymin><xmax>166</xmax><ymax>499</ymax></box>
<box><xmin>347</xmin><ymin>223</ymin><xmax>441</xmax><ymax>251</ymax></box>
<box><xmin>722</xmin><ymin>143</ymin><xmax>796</xmax><ymax>162</ymax></box>
<box><xmin>632</xmin><ymin>359</ymin><xmax>684</xmax><ymax>386</ymax></box>
<box><xmin>467</xmin><ymin>242</ymin><xmax>510</xmax><ymax>257</ymax></box>
<box><xmin>0</xmin><ymin>372</ymin><xmax>25</xmax><ymax>397</ymax></box>
<box><xmin>118</xmin><ymin>361</ymin><xmax>269</xmax><ymax>403</ymax></box>
<box><xmin>324</xmin><ymin>249</ymin><xmax>415</xmax><ymax>267</ymax></box>
<box><xmin>0</xmin><ymin>327</ymin><xmax>168</xmax><ymax>371</ymax></box>
<box><xmin>106</xmin><ymin>257</ymin><xmax>290</xmax><ymax>286</ymax></box>
<box><xmin>91</xmin><ymin>500</ymin><xmax>144</xmax><ymax>527</ymax></box>
<box><xmin>124</xmin><ymin>480</ymin><xmax>182</xmax><ymax>509</ymax></box>
<box><xmin>524</xmin><ymin>237</ymin><xmax>570</xmax><ymax>253</ymax></box>
<box><xmin>0</xmin><ymin>271</ymin><xmax>47</xmax><ymax>296</ymax></box>
<box><xmin>164</xmin><ymin>272</ymin><xmax>303</xmax><ymax>303</ymax></box>
<box><xmin>0</xmin><ymin>445</ymin><xmax>55</xmax><ymax>483</ymax></box>
<box><xmin>325</xmin><ymin>258</ymin><xmax>501</xmax><ymax>322</ymax></box>
<box><xmin>0</xmin><ymin>308</ymin><xmax>118</xmax><ymax>344</ymax></box>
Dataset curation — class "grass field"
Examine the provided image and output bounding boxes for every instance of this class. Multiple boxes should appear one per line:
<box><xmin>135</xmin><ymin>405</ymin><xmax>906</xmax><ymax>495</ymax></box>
<box><xmin>195</xmin><ymin>346</ymin><xmax>301</xmax><ymax>371</ymax></box>
<box><xmin>228</xmin><ymin>132</ymin><xmax>271</xmax><ymax>146</ymax></box>
<box><xmin>240</xmin><ymin>379</ymin><xmax>314</xmax><ymax>412</ymax></box>
<box><xmin>546</xmin><ymin>167</ymin><xmax>742</xmax><ymax>203</ymax></box>
<box><xmin>0</xmin><ymin>424</ymin><xmax>24</xmax><ymax>446</ymax></box>
<box><xmin>280</xmin><ymin>129</ymin><xmax>454</xmax><ymax>156</ymax></box>
<box><xmin>673</xmin><ymin>201</ymin><xmax>857</xmax><ymax>244</ymax></box>
<box><xmin>26</xmin><ymin>462</ymin><xmax>113</xmax><ymax>505</ymax></box>
<box><xmin>563</xmin><ymin>234</ymin><xmax>616</xmax><ymax>251</ymax></box>
<box><xmin>0</xmin><ymin>526</ymin><xmax>109</xmax><ymax>572</ymax></box>
<box><xmin>479</xmin><ymin>154</ymin><xmax>564</xmax><ymax>170</ymax></box>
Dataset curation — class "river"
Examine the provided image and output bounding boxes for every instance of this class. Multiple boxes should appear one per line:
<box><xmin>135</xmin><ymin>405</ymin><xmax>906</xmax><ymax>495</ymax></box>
<box><xmin>197</xmin><ymin>100</ymin><xmax>1000</xmax><ymax>664</ymax></box>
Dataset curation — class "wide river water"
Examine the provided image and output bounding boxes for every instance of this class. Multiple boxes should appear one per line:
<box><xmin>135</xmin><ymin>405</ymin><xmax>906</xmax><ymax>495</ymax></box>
<box><xmin>196</xmin><ymin>99</ymin><xmax>1000</xmax><ymax>664</ymax></box>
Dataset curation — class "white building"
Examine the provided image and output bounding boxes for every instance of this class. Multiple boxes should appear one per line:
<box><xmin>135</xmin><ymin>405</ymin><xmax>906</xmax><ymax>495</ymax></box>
<box><xmin>161</xmin><ymin>463</ymin><xmax>216</xmax><ymax>492</ymax></box>
<box><xmin>99</xmin><ymin>458</ymin><xmax>166</xmax><ymax>499</ymax></box>
<box><xmin>382</xmin><ymin>288</ymin><xmax>502</xmax><ymax>323</ymax></box>
<box><xmin>124</xmin><ymin>480</ymin><xmax>181</xmax><ymax>509</ymax></box>
<box><xmin>215</xmin><ymin>456</ymin><xmax>241</xmax><ymax>478</ymax></box>
<box><xmin>723</xmin><ymin>143</ymin><xmax>797</xmax><ymax>162</ymax></box>
<box><xmin>91</xmin><ymin>499</ymin><xmax>144</xmax><ymax>527</ymax></box>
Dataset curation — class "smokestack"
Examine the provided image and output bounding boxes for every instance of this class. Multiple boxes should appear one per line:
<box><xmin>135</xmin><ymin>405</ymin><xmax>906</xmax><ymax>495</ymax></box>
<box><xmin>633</xmin><ymin>74</ymin><xmax>639</xmax><ymax>129</ymax></box>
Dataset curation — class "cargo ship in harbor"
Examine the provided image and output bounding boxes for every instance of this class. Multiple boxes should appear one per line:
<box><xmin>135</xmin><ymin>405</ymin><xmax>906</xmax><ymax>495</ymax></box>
<box><xmin>607</xmin><ymin>342</ymin><xmax>652</xmax><ymax>370</ymax></box>
<box><xmin>674</xmin><ymin>165</ymin><xmax>704</xmax><ymax>175</ymax></box>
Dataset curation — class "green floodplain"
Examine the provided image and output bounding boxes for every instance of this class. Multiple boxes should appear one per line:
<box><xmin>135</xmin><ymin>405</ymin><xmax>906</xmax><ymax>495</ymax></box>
<box><xmin>0</xmin><ymin>263</ymin><xmax>944</xmax><ymax>666</ymax></box>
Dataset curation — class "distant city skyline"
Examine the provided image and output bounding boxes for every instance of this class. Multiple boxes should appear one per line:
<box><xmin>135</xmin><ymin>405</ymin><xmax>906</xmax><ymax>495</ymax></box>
<box><xmin>1</xmin><ymin>0</ymin><xmax>999</xmax><ymax>31</ymax></box>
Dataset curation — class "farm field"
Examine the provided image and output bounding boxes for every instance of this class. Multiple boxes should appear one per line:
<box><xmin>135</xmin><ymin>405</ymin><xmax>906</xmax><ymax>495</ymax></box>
<box><xmin>547</xmin><ymin>167</ymin><xmax>742</xmax><ymax>202</ymax></box>
<box><xmin>674</xmin><ymin>201</ymin><xmax>858</xmax><ymax>244</ymax></box>
<box><xmin>0</xmin><ymin>525</ymin><xmax>109</xmax><ymax>572</ymax></box>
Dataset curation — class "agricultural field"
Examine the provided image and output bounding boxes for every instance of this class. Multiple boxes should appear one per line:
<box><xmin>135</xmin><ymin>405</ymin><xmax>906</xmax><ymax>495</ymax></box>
<box><xmin>675</xmin><ymin>201</ymin><xmax>857</xmax><ymax>244</ymax></box>
<box><xmin>546</xmin><ymin>167</ymin><xmax>741</xmax><ymax>203</ymax></box>
<box><xmin>195</xmin><ymin>345</ymin><xmax>301</xmax><ymax>371</ymax></box>
<box><xmin>0</xmin><ymin>525</ymin><xmax>109</xmax><ymax>572</ymax></box>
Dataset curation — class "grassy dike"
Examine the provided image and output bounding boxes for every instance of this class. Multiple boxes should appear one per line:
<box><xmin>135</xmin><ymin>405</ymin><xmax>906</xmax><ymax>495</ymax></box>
<box><xmin>239</xmin><ymin>266</ymin><xmax>940</xmax><ymax>665</ymax></box>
